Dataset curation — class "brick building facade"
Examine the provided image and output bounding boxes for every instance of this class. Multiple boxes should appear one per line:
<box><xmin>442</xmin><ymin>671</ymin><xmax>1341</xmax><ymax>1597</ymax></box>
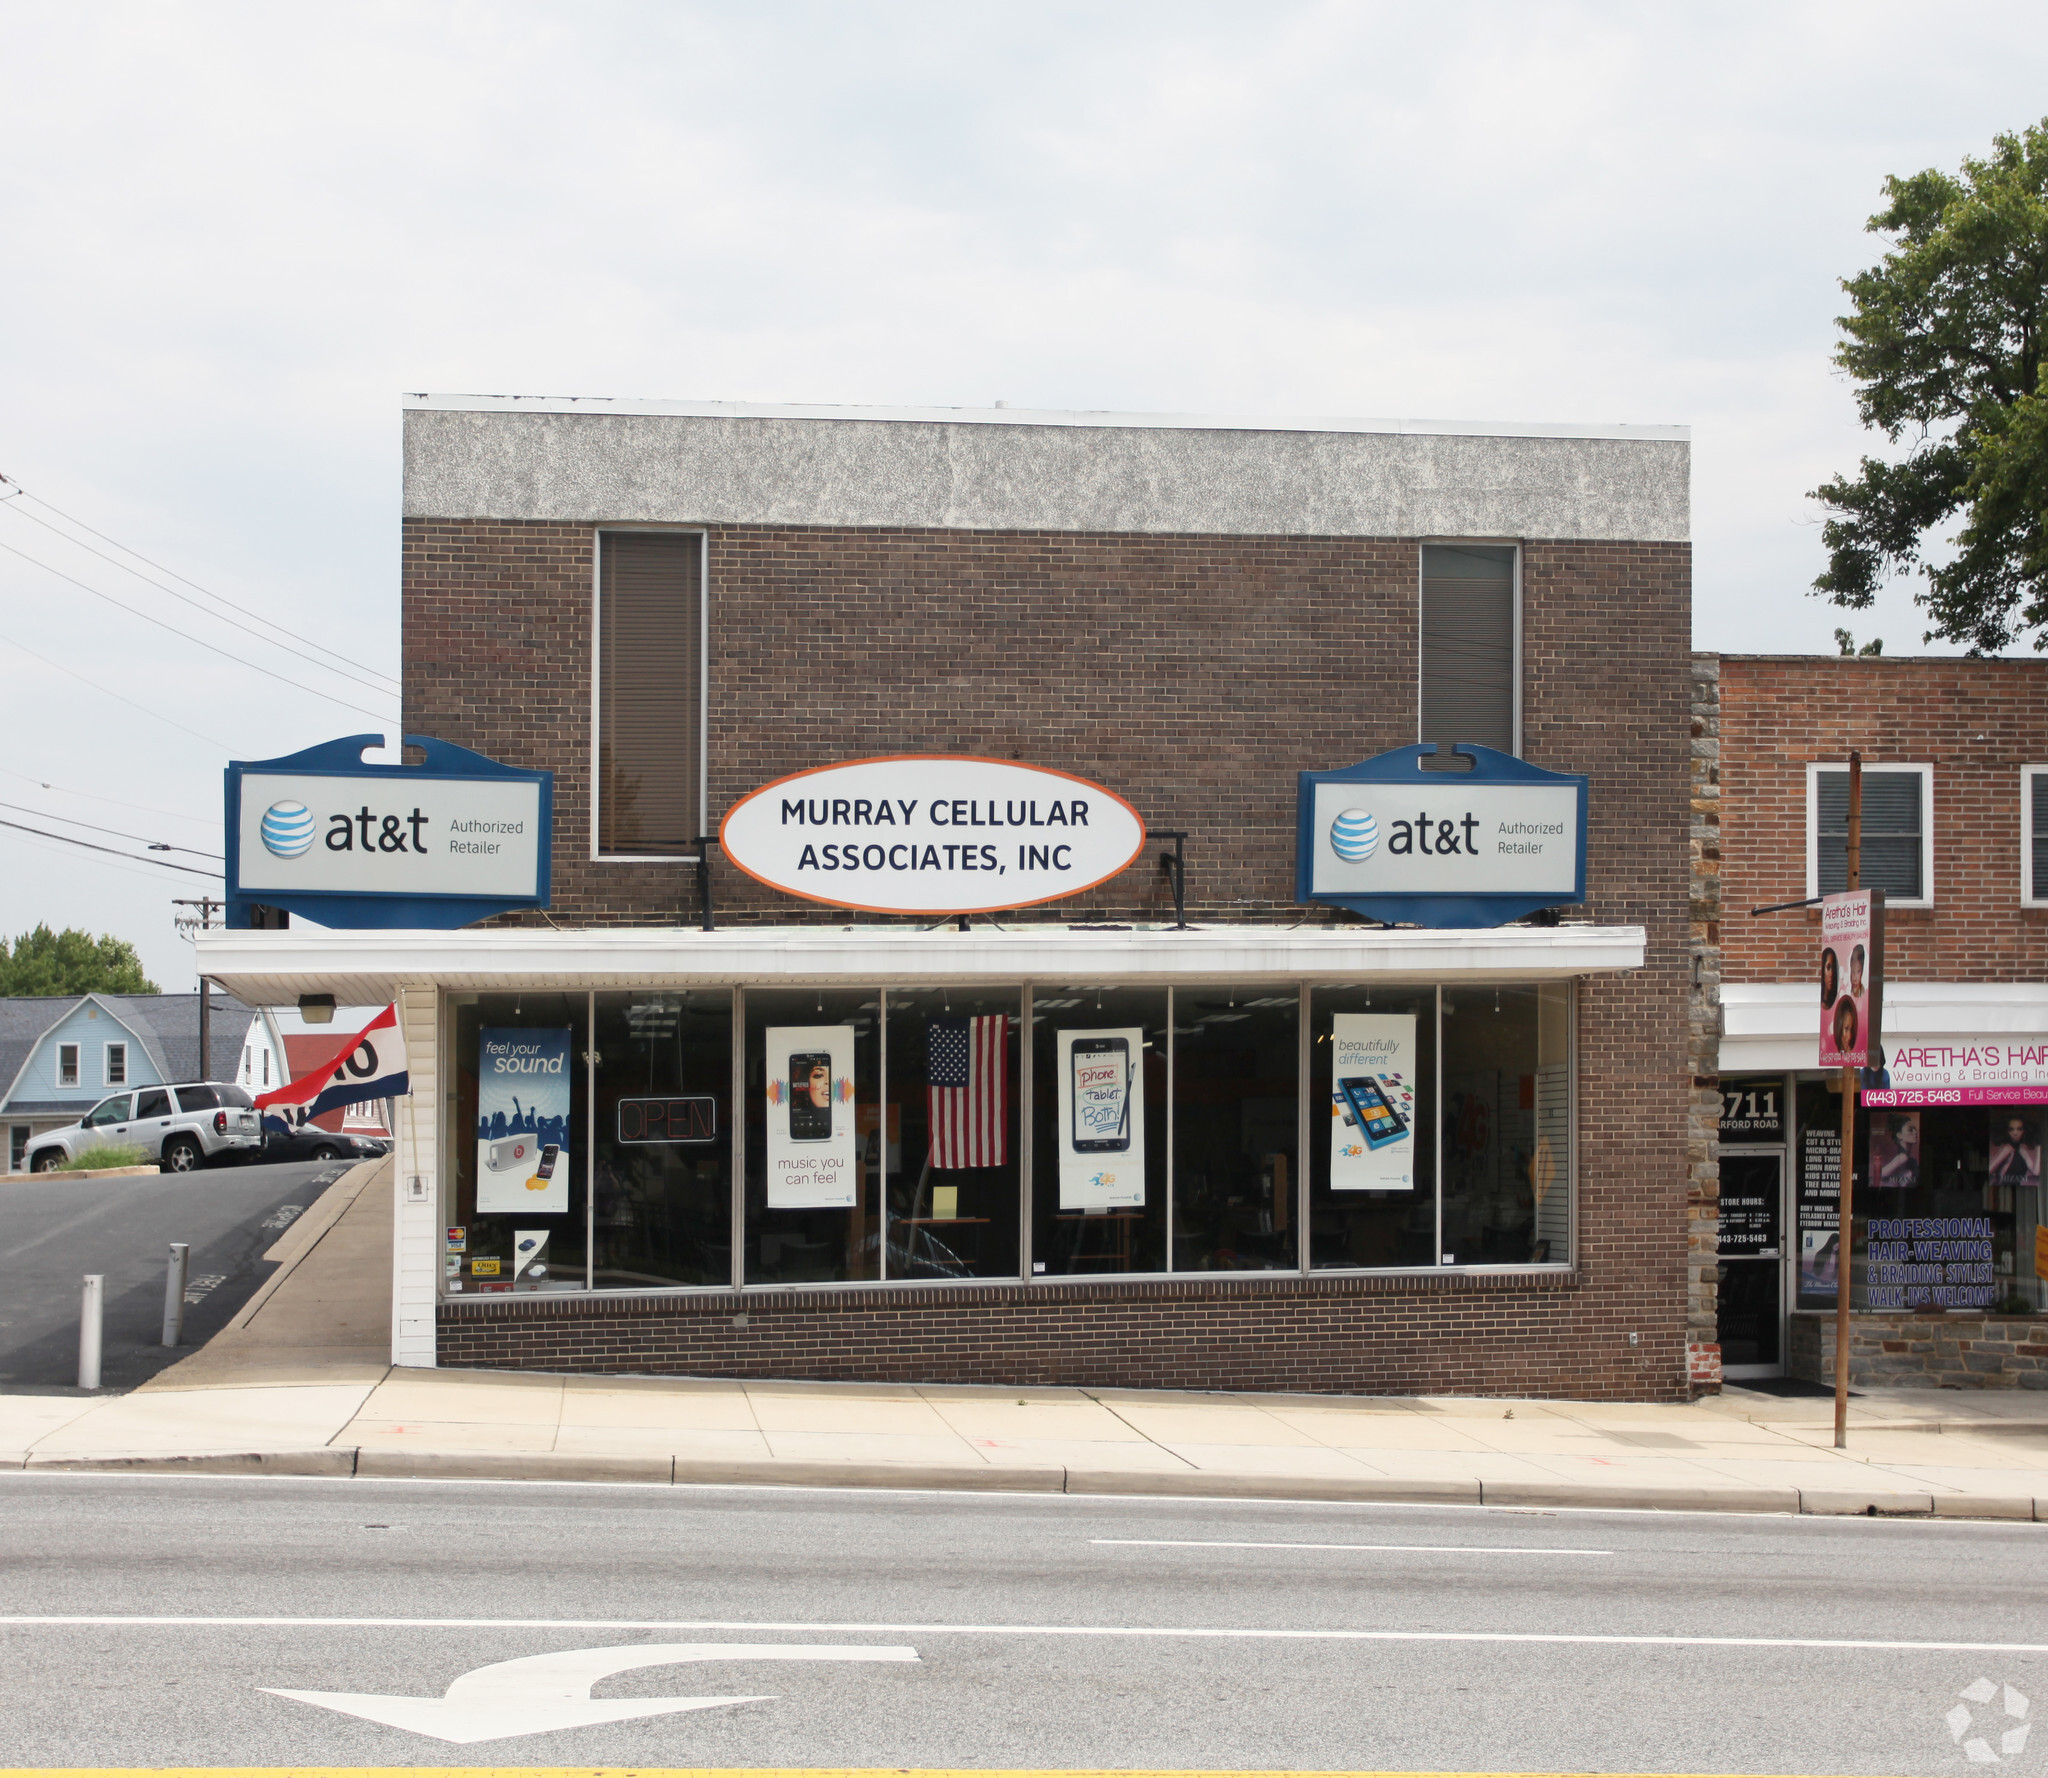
<box><xmin>203</xmin><ymin>397</ymin><xmax>1708</xmax><ymax>1400</ymax></box>
<box><xmin>1711</xmin><ymin>653</ymin><xmax>2048</xmax><ymax>1387</ymax></box>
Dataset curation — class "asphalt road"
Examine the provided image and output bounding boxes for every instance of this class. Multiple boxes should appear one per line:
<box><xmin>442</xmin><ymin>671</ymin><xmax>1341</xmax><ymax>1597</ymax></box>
<box><xmin>0</xmin><ymin>1158</ymin><xmax>352</xmax><ymax>1389</ymax></box>
<box><xmin>0</xmin><ymin>1475</ymin><xmax>2042</xmax><ymax>1772</ymax></box>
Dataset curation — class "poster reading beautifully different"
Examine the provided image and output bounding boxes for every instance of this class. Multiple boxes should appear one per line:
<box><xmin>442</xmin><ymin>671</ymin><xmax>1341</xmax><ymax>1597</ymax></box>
<box><xmin>1329</xmin><ymin>1012</ymin><xmax>1418</xmax><ymax>1191</ymax></box>
<box><xmin>476</xmin><ymin>1027</ymin><xmax>572</xmax><ymax>1214</ymax></box>
<box><xmin>1056</xmin><ymin>1026</ymin><xmax>1146</xmax><ymax>1210</ymax></box>
<box><xmin>764</xmin><ymin>1024</ymin><xmax>858</xmax><ymax>1208</ymax></box>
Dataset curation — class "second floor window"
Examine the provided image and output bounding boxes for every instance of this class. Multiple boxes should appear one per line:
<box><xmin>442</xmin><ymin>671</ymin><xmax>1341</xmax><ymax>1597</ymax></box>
<box><xmin>105</xmin><ymin>1042</ymin><xmax>127</xmax><ymax>1085</ymax></box>
<box><xmin>57</xmin><ymin>1043</ymin><xmax>79</xmax><ymax>1087</ymax></box>
<box><xmin>1812</xmin><ymin>765</ymin><xmax>1929</xmax><ymax>903</ymax></box>
<box><xmin>596</xmin><ymin>530</ymin><xmax>705</xmax><ymax>857</ymax></box>
<box><xmin>1420</xmin><ymin>543</ymin><xmax>1517</xmax><ymax>756</ymax></box>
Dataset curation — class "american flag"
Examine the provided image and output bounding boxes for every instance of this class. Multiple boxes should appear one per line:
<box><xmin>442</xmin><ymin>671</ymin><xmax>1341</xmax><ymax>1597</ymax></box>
<box><xmin>927</xmin><ymin>1015</ymin><xmax>1008</xmax><ymax>1169</ymax></box>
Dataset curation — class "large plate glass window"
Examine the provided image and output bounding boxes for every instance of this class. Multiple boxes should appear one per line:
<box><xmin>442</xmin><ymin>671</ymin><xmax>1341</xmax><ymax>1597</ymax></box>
<box><xmin>885</xmin><ymin>987</ymin><xmax>1023</xmax><ymax>1280</ymax></box>
<box><xmin>1439</xmin><ymin>983</ymin><xmax>1570</xmax><ymax>1265</ymax></box>
<box><xmin>1172</xmin><ymin>987</ymin><xmax>1300</xmax><ymax>1271</ymax></box>
<box><xmin>591</xmin><ymin>990</ymin><xmax>733</xmax><ymax>1289</ymax></box>
<box><xmin>744</xmin><ymin>988</ymin><xmax>882</xmax><ymax>1285</ymax></box>
<box><xmin>447</xmin><ymin>991</ymin><xmax>590</xmax><ymax>1296</ymax></box>
<box><xmin>595</xmin><ymin>531</ymin><xmax>704</xmax><ymax>858</ymax></box>
<box><xmin>1031</xmin><ymin>986</ymin><xmax>1167</xmax><ymax>1275</ymax></box>
<box><xmin>1308</xmin><ymin>986</ymin><xmax>1438</xmax><ymax>1269</ymax></box>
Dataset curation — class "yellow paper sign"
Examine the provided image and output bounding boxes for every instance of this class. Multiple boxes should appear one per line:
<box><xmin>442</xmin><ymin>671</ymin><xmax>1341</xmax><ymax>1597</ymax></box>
<box><xmin>2033</xmin><ymin>1224</ymin><xmax>2048</xmax><ymax>1282</ymax></box>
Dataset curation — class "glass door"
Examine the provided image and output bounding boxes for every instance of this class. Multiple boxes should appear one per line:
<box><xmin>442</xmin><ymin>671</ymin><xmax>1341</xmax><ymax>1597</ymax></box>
<box><xmin>1718</xmin><ymin>1148</ymin><xmax>1786</xmax><ymax>1377</ymax></box>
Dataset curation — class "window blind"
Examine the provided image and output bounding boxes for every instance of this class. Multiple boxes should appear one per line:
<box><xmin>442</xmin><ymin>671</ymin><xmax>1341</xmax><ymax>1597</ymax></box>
<box><xmin>2034</xmin><ymin>774</ymin><xmax>2048</xmax><ymax>900</ymax></box>
<box><xmin>1420</xmin><ymin>544</ymin><xmax>1516</xmax><ymax>755</ymax></box>
<box><xmin>598</xmin><ymin>532</ymin><xmax>703</xmax><ymax>856</ymax></box>
<box><xmin>1816</xmin><ymin>769</ymin><xmax>1923</xmax><ymax>898</ymax></box>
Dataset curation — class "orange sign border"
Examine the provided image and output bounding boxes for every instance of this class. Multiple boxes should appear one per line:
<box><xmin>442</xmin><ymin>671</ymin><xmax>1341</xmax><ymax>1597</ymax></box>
<box><xmin>718</xmin><ymin>754</ymin><xmax>1148</xmax><ymax>918</ymax></box>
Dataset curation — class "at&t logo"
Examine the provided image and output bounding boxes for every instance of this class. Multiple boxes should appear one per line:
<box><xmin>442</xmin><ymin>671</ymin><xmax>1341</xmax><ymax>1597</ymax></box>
<box><xmin>1329</xmin><ymin>808</ymin><xmax>1379</xmax><ymax>863</ymax></box>
<box><xmin>260</xmin><ymin>801</ymin><xmax>316</xmax><ymax>858</ymax></box>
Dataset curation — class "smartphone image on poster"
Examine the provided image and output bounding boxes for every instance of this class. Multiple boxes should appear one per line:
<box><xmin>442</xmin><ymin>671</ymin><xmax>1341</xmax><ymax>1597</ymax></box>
<box><xmin>788</xmin><ymin>1052</ymin><xmax>834</xmax><ymax>1141</ymax></box>
<box><xmin>1070</xmin><ymin>1037</ymin><xmax>1131</xmax><ymax>1152</ymax></box>
<box><xmin>1338</xmin><ymin>1075</ymin><xmax>1409</xmax><ymax>1149</ymax></box>
<box><xmin>533</xmin><ymin>1144</ymin><xmax>559</xmax><ymax>1179</ymax></box>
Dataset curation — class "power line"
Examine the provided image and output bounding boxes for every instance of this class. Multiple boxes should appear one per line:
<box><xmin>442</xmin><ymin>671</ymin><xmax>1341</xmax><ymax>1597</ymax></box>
<box><xmin>0</xmin><ymin>799</ymin><xmax>221</xmax><ymax>859</ymax></box>
<box><xmin>0</xmin><ymin>476</ymin><xmax>401</xmax><ymax>691</ymax></box>
<box><xmin>0</xmin><ymin>763</ymin><xmax>219</xmax><ymax>832</ymax></box>
<box><xmin>0</xmin><ymin>823</ymin><xmax>214</xmax><ymax>890</ymax></box>
<box><xmin>0</xmin><ymin>625</ymin><xmax>235</xmax><ymax>750</ymax></box>
<box><xmin>0</xmin><ymin>815</ymin><xmax>222</xmax><ymax>877</ymax></box>
<box><xmin>0</xmin><ymin>534</ymin><xmax>396</xmax><ymax>723</ymax></box>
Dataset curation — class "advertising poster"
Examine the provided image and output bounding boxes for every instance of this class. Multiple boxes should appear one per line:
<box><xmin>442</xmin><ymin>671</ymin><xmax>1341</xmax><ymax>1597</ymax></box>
<box><xmin>1796</xmin><ymin>1122</ymin><xmax>1842</xmax><ymax>1308</ymax></box>
<box><xmin>475</xmin><ymin>1027</ymin><xmax>571</xmax><ymax>1214</ymax></box>
<box><xmin>764</xmin><ymin>1025</ymin><xmax>858</xmax><ymax>1208</ymax></box>
<box><xmin>1819</xmin><ymin>889</ymin><xmax>1884</xmax><ymax>1068</ymax></box>
<box><xmin>1056</xmin><ymin>1026</ymin><xmax>1146</xmax><ymax>1210</ymax></box>
<box><xmin>513</xmin><ymin>1230</ymin><xmax>549</xmax><ymax>1281</ymax></box>
<box><xmin>1870</xmin><ymin>1110</ymin><xmax>1921</xmax><ymax>1190</ymax></box>
<box><xmin>1329</xmin><ymin>1013</ymin><xmax>1418</xmax><ymax>1191</ymax></box>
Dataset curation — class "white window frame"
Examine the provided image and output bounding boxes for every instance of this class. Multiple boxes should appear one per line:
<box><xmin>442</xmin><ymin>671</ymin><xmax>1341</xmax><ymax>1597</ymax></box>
<box><xmin>589</xmin><ymin>526</ymin><xmax>710</xmax><ymax>864</ymax></box>
<box><xmin>2022</xmin><ymin>766</ymin><xmax>2048</xmax><ymax>908</ymax></box>
<box><xmin>103</xmin><ymin>1042</ymin><xmax>127</xmax><ymax>1086</ymax></box>
<box><xmin>1805</xmin><ymin>760</ymin><xmax>1934</xmax><ymax>908</ymax></box>
<box><xmin>1416</xmin><ymin>539</ymin><xmax>1522</xmax><ymax>758</ymax></box>
<box><xmin>56</xmin><ymin>1042</ymin><xmax>79</xmax><ymax>1087</ymax></box>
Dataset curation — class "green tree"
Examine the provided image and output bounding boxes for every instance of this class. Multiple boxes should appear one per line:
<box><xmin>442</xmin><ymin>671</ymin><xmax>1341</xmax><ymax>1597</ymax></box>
<box><xmin>0</xmin><ymin>925</ymin><xmax>158</xmax><ymax>996</ymax></box>
<box><xmin>1812</xmin><ymin>122</ymin><xmax>2048</xmax><ymax>653</ymax></box>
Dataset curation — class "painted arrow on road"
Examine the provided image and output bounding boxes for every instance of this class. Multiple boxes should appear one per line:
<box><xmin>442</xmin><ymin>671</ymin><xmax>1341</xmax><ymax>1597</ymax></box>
<box><xmin>264</xmin><ymin>1640</ymin><xmax>920</xmax><ymax>1743</ymax></box>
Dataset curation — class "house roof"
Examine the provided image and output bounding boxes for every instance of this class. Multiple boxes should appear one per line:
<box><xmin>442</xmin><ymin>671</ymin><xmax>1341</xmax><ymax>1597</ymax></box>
<box><xmin>0</xmin><ymin>993</ymin><xmax>257</xmax><ymax>1112</ymax></box>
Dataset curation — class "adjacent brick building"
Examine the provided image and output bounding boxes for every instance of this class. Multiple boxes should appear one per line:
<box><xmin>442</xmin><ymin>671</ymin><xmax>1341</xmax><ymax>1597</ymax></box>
<box><xmin>203</xmin><ymin>397</ymin><xmax>1708</xmax><ymax>1399</ymax></box>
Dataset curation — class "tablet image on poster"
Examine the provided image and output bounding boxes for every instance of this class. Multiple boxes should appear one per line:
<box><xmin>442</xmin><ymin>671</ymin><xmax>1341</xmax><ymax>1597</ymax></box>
<box><xmin>476</xmin><ymin>1027</ymin><xmax>572</xmax><ymax>1214</ymax></box>
<box><xmin>1329</xmin><ymin>1012</ymin><xmax>1417</xmax><ymax>1190</ymax></box>
<box><xmin>764</xmin><ymin>1024</ymin><xmax>858</xmax><ymax>1208</ymax></box>
<box><xmin>1057</xmin><ymin>1026</ymin><xmax>1146</xmax><ymax>1209</ymax></box>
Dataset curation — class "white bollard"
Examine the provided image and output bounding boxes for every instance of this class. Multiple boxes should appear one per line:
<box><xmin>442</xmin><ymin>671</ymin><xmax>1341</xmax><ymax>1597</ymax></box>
<box><xmin>78</xmin><ymin>1274</ymin><xmax>103</xmax><ymax>1389</ymax></box>
<box><xmin>161</xmin><ymin>1243</ymin><xmax>189</xmax><ymax>1348</ymax></box>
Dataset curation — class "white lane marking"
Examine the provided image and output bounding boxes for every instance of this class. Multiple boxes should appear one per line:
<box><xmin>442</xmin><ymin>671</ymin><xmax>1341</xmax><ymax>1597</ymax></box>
<box><xmin>266</xmin><ymin>1641</ymin><xmax>917</xmax><ymax>1744</ymax></box>
<box><xmin>5</xmin><ymin>1615</ymin><xmax>2047</xmax><ymax>1654</ymax></box>
<box><xmin>1093</xmin><ymin>1539</ymin><xmax>1611</xmax><ymax>1555</ymax></box>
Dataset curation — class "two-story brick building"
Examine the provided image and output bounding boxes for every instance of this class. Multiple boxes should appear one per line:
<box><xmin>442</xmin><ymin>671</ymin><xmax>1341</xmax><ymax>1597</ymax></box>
<box><xmin>198</xmin><ymin>395</ymin><xmax>1707</xmax><ymax>1398</ymax></box>
<box><xmin>1709</xmin><ymin>652</ymin><xmax>2048</xmax><ymax>1388</ymax></box>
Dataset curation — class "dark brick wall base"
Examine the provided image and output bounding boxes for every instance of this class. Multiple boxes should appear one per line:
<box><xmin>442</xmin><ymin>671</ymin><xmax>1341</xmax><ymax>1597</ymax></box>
<box><xmin>1790</xmin><ymin>1312</ymin><xmax>2048</xmax><ymax>1389</ymax></box>
<box><xmin>439</xmin><ymin>1270</ymin><xmax>1694</xmax><ymax>1401</ymax></box>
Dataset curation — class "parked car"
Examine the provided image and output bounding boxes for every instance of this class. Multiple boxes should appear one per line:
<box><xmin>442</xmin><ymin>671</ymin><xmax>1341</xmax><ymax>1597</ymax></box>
<box><xmin>258</xmin><ymin>1126</ymin><xmax>388</xmax><ymax>1164</ymax></box>
<box><xmin>27</xmin><ymin>1081</ymin><xmax>264</xmax><ymax>1174</ymax></box>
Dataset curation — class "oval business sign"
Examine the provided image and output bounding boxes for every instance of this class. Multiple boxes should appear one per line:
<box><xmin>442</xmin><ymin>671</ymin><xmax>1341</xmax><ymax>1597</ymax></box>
<box><xmin>720</xmin><ymin>755</ymin><xmax>1147</xmax><ymax>916</ymax></box>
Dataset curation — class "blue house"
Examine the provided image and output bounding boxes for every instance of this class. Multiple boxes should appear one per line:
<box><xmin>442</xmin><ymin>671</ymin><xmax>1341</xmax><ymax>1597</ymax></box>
<box><xmin>0</xmin><ymin>992</ymin><xmax>254</xmax><ymax>1170</ymax></box>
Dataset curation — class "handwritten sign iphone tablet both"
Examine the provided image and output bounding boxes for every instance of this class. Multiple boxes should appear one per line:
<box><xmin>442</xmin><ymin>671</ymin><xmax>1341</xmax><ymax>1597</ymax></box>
<box><xmin>788</xmin><ymin>1052</ymin><xmax>834</xmax><ymax>1142</ymax></box>
<box><xmin>1070</xmin><ymin>1035</ymin><xmax>1132</xmax><ymax>1153</ymax></box>
<box><xmin>1337</xmin><ymin>1075</ymin><xmax>1409</xmax><ymax>1150</ymax></box>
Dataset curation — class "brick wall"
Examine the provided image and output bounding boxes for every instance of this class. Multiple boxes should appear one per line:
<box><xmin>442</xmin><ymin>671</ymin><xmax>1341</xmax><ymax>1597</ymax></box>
<box><xmin>1718</xmin><ymin>655</ymin><xmax>2048</xmax><ymax>983</ymax></box>
<box><xmin>408</xmin><ymin>519</ymin><xmax>1699</xmax><ymax>1398</ymax></box>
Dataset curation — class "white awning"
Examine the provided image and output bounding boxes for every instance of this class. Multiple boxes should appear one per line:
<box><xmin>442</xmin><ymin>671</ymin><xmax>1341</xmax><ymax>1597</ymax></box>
<box><xmin>1722</xmin><ymin>980</ymin><xmax>2048</xmax><ymax>1073</ymax></box>
<box><xmin>193</xmin><ymin>922</ymin><xmax>1647</xmax><ymax>1008</ymax></box>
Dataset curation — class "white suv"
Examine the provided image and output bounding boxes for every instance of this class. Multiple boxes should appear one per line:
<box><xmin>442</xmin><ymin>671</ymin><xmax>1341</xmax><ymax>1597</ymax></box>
<box><xmin>27</xmin><ymin>1081</ymin><xmax>264</xmax><ymax>1174</ymax></box>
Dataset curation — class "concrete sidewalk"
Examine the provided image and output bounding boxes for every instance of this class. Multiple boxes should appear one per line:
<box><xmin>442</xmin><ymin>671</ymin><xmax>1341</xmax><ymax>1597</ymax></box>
<box><xmin>10</xmin><ymin>1362</ymin><xmax>2048</xmax><ymax>1519</ymax></box>
<box><xmin>7</xmin><ymin>1151</ymin><xmax>2046</xmax><ymax>1518</ymax></box>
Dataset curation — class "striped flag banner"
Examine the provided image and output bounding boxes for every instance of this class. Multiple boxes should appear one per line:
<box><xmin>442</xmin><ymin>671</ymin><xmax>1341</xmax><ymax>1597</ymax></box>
<box><xmin>927</xmin><ymin>1014</ymin><xmax>1008</xmax><ymax>1170</ymax></box>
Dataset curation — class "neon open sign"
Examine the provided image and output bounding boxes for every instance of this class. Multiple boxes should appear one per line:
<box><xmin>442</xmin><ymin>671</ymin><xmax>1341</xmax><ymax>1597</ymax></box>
<box><xmin>616</xmin><ymin>1096</ymin><xmax>718</xmax><ymax>1145</ymax></box>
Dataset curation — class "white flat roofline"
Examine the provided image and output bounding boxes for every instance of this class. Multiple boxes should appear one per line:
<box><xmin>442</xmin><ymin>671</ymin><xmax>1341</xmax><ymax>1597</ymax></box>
<box><xmin>193</xmin><ymin>921</ymin><xmax>1647</xmax><ymax>1007</ymax></box>
<box><xmin>401</xmin><ymin>392</ymin><xmax>1688</xmax><ymax>444</ymax></box>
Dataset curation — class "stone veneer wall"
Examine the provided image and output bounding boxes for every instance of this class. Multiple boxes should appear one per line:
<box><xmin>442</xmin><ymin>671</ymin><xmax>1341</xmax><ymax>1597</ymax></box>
<box><xmin>1792</xmin><ymin>1313</ymin><xmax>2048</xmax><ymax>1390</ymax></box>
<box><xmin>1687</xmin><ymin>653</ymin><xmax>1723</xmax><ymax>1392</ymax></box>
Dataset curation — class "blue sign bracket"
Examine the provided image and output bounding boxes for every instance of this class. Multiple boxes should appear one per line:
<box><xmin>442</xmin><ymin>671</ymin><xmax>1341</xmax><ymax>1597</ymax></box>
<box><xmin>1295</xmin><ymin>742</ymin><xmax>1588</xmax><ymax>929</ymax></box>
<box><xmin>225</xmin><ymin>733</ymin><xmax>553</xmax><ymax>930</ymax></box>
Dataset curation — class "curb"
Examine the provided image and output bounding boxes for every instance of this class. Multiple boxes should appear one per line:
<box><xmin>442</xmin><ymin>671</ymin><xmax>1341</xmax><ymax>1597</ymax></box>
<box><xmin>11</xmin><ymin>1446</ymin><xmax>2045</xmax><ymax>1518</ymax></box>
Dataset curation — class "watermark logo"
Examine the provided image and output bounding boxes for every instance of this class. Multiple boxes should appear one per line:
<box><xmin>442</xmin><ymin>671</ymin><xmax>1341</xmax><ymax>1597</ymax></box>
<box><xmin>1329</xmin><ymin>808</ymin><xmax>1379</xmax><ymax>863</ymax></box>
<box><xmin>259</xmin><ymin>800</ymin><xmax>316</xmax><ymax>859</ymax></box>
<box><xmin>1949</xmin><ymin>1677</ymin><xmax>2030</xmax><ymax>1763</ymax></box>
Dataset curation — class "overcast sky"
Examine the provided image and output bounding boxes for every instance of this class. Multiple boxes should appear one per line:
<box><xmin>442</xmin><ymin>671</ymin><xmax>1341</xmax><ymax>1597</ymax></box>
<box><xmin>3</xmin><ymin>1</ymin><xmax>2045</xmax><ymax>989</ymax></box>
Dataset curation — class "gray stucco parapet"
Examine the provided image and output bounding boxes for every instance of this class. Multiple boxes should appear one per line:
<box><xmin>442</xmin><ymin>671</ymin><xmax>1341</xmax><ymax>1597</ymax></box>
<box><xmin>402</xmin><ymin>404</ymin><xmax>1689</xmax><ymax>542</ymax></box>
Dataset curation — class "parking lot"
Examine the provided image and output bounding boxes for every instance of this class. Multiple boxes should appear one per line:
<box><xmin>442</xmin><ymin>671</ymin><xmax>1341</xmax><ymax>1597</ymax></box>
<box><xmin>0</xmin><ymin>1158</ymin><xmax>353</xmax><ymax>1390</ymax></box>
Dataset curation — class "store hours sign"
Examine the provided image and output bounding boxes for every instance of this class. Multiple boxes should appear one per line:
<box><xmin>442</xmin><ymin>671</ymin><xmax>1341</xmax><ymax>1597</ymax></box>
<box><xmin>720</xmin><ymin>756</ymin><xmax>1147</xmax><ymax>915</ymax></box>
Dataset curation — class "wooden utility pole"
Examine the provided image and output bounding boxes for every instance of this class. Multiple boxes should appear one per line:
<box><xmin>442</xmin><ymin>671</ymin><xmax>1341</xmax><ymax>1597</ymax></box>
<box><xmin>1835</xmin><ymin>751</ymin><xmax>1861</xmax><ymax>1449</ymax></box>
<box><xmin>174</xmin><ymin>896</ymin><xmax>224</xmax><ymax>1080</ymax></box>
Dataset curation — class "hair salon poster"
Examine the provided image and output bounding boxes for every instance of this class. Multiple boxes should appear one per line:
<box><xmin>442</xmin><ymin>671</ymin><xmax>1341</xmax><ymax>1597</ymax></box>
<box><xmin>1056</xmin><ymin>1026</ymin><xmax>1147</xmax><ymax>1210</ymax></box>
<box><xmin>476</xmin><ymin>1027</ymin><xmax>572</xmax><ymax>1214</ymax></box>
<box><xmin>764</xmin><ymin>1024</ymin><xmax>858</xmax><ymax>1208</ymax></box>
<box><xmin>1329</xmin><ymin>1013</ymin><xmax>1418</xmax><ymax>1190</ymax></box>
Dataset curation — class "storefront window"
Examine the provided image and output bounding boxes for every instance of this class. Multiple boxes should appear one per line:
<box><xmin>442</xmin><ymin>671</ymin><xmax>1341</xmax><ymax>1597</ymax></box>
<box><xmin>591</xmin><ymin>990</ymin><xmax>733</xmax><ymax>1289</ymax></box>
<box><xmin>1032</xmin><ymin>985</ymin><xmax>1168</xmax><ymax>1275</ymax></box>
<box><xmin>447</xmin><ymin>991</ymin><xmax>589</xmax><ymax>1296</ymax></box>
<box><xmin>1308</xmin><ymin>986</ymin><xmax>1437</xmax><ymax>1269</ymax></box>
<box><xmin>1440</xmin><ymin>983</ymin><xmax>1570</xmax><ymax>1266</ymax></box>
<box><xmin>744</xmin><ymin>988</ymin><xmax>882</xmax><ymax>1285</ymax></box>
<box><xmin>1172</xmin><ymin>987</ymin><xmax>1299</xmax><ymax>1271</ymax></box>
<box><xmin>885</xmin><ymin>986</ymin><xmax>1023</xmax><ymax>1279</ymax></box>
